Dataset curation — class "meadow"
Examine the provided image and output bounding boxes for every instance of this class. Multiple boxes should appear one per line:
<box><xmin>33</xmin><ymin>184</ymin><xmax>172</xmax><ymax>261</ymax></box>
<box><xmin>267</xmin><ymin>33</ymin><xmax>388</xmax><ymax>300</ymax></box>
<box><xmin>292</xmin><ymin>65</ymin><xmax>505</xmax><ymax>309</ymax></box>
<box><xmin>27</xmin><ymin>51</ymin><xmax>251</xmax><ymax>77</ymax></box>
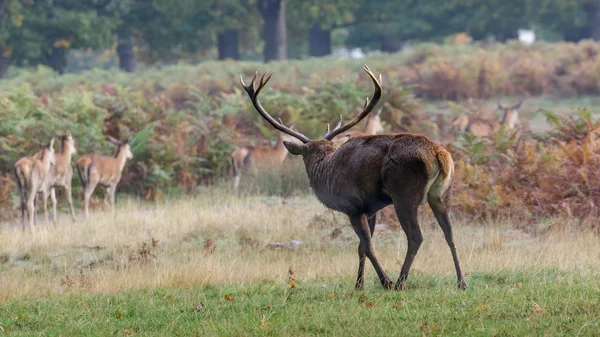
<box><xmin>2</xmin><ymin>41</ymin><xmax>600</xmax><ymax>335</ymax></box>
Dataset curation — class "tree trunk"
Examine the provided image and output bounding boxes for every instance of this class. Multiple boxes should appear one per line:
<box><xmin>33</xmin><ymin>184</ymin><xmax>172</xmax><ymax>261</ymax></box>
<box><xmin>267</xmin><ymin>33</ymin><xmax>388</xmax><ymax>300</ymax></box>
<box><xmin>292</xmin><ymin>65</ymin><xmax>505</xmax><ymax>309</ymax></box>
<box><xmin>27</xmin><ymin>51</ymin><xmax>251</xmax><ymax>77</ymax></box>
<box><xmin>46</xmin><ymin>46</ymin><xmax>67</xmax><ymax>75</ymax></box>
<box><xmin>0</xmin><ymin>48</ymin><xmax>8</xmax><ymax>79</ymax></box>
<box><xmin>258</xmin><ymin>0</ymin><xmax>287</xmax><ymax>62</ymax></box>
<box><xmin>117</xmin><ymin>27</ymin><xmax>136</xmax><ymax>72</ymax></box>
<box><xmin>380</xmin><ymin>35</ymin><xmax>402</xmax><ymax>53</ymax></box>
<box><xmin>217</xmin><ymin>29</ymin><xmax>240</xmax><ymax>60</ymax></box>
<box><xmin>309</xmin><ymin>24</ymin><xmax>331</xmax><ymax>57</ymax></box>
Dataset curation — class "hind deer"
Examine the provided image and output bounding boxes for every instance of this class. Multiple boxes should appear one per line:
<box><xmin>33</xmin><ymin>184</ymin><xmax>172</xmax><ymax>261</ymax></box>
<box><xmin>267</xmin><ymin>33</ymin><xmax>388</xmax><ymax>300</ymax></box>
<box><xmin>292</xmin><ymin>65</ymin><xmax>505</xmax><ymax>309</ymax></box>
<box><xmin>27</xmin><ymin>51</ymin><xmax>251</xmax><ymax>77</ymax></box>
<box><xmin>231</xmin><ymin>131</ymin><xmax>298</xmax><ymax>193</ymax></box>
<box><xmin>32</xmin><ymin>131</ymin><xmax>78</xmax><ymax>224</ymax></box>
<box><xmin>333</xmin><ymin>108</ymin><xmax>383</xmax><ymax>143</ymax></box>
<box><xmin>76</xmin><ymin>136</ymin><xmax>133</xmax><ymax>218</ymax></box>
<box><xmin>453</xmin><ymin>101</ymin><xmax>522</xmax><ymax>137</ymax></box>
<box><xmin>13</xmin><ymin>138</ymin><xmax>56</xmax><ymax>232</ymax></box>
<box><xmin>240</xmin><ymin>66</ymin><xmax>467</xmax><ymax>290</ymax></box>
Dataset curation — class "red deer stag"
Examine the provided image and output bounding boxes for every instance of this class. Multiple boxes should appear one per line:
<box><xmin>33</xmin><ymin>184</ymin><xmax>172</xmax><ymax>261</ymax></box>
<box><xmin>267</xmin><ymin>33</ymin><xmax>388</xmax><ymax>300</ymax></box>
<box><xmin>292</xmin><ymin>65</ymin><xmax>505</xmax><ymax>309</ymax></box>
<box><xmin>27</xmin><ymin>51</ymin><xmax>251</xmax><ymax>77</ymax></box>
<box><xmin>76</xmin><ymin>136</ymin><xmax>133</xmax><ymax>218</ymax></box>
<box><xmin>231</xmin><ymin>131</ymin><xmax>299</xmax><ymax>193</ymax></box>
<box><xmin>13</xmin><ymin>138</ymin><xmax>56</xmax><ymax>232</ymax></box>
<box><xmin>240</xmin><ymin>66</ymin><xmax>467</xmax><ymax>290</ymax></box>
<box><xmin>33</xmin><ymin>131</ymin><xmax>78</xmax><ymax>224</ymax></box>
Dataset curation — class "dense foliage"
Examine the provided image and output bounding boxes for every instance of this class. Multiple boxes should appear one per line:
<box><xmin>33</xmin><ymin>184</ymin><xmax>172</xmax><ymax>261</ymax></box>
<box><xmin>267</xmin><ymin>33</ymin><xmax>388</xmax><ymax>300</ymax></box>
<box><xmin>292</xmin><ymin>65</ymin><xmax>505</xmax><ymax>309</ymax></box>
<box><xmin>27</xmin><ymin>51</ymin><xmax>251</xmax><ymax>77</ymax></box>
<box><xmin>2</xmin><ymin>42</ymin><xmax>600</xmax><ymax>228</ymax></box>
<box><xmin>0</xmin><ymin>0</ymin><xmax>599</xmax><ymax>75</ymax></box>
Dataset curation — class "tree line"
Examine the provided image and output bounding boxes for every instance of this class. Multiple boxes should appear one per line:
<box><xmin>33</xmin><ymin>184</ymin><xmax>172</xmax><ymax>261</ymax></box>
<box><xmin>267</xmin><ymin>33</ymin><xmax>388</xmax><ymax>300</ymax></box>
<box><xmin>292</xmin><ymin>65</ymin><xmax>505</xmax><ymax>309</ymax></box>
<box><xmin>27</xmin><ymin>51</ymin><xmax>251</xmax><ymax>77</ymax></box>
<box><xmin>0</xmin><ymin>0</ymin><xmax>599</xmax><ymax>78</ymax></box>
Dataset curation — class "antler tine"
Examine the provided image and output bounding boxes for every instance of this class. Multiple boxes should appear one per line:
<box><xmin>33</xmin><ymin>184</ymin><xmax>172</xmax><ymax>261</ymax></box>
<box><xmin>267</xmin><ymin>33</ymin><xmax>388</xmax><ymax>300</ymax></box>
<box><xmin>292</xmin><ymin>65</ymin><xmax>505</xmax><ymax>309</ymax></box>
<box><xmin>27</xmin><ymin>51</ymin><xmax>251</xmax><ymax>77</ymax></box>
<box><xmin>324</xmin><ymin>65</ymin><xmax>382</xmax><ymax>140</ymax></box>
<box><xmin>239</xmin><ymin>71</ymin><xmax>311</xmax><ymax>144</ymax></box>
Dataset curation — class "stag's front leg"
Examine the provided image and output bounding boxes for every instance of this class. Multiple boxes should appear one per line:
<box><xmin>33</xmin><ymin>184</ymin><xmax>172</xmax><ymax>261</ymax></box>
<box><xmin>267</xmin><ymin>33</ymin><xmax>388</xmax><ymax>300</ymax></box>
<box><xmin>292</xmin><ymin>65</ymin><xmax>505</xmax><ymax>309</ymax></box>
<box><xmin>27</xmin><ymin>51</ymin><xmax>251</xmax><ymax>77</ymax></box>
<box><xmin>350</xmin><ymin>214</ymin><xmax>393</xmax><ymax>290</ymax></box>
<box><xmin>355</xmin><ymin>213</ymin><xmax>378</xmax><ymax>289</ymax></box>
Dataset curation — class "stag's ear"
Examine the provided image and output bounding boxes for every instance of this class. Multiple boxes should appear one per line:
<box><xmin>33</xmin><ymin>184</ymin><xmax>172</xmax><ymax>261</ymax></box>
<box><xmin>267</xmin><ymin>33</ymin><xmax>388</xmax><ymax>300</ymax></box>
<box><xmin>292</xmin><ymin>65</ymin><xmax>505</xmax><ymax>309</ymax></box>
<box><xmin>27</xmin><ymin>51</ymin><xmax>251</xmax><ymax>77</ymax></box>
<box><xmin>283</xmin><ymin>141</ymin><xmax>304</xmax><ymax>156</ymax></box>
<box><xmin>497</xmin><ymin>102</ymin><xmax>505</xmax><ymax>110</ymax></box>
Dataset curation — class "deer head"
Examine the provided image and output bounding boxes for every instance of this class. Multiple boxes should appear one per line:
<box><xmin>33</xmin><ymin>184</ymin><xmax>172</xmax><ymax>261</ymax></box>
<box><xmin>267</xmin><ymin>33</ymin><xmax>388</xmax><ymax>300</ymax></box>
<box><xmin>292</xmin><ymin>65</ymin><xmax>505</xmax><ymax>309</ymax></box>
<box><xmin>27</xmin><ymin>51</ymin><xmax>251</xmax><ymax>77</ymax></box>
<box><xmin>55</xmin><ymin>130</ymin><xmax>77</xmax><ymax>155</ymax></box>
<box><xmin>32</xmin><ymin>138</ymin><xmax>56</xmax><ymax>166</ymax></box>
<box><xmin>498</xmin><ymin>101</ymin><xmax>522</xmax><ymax>129</ymax></box>
<box><xmin>107</xmin><ymin>135</ymin><xmax>133</xmax><ymax>159</ymax></box>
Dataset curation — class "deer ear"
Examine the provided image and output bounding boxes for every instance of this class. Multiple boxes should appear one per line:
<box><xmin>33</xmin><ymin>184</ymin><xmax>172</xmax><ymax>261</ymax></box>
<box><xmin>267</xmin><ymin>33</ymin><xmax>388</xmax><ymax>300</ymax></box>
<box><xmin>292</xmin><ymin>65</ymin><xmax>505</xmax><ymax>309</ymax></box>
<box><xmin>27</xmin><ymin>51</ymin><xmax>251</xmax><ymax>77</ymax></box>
<box><xmin>283</xmin><ymin>141</ymin><xmax>304</xmax><ymax>156</ymax></box>
<box><xmin>512</xmin><ymin>101</ymin><xmax>523</xmax><ymax>110</ymax></box>
<box><xmin>497</xmin><ymin>102</ymin><xmax>505</xmax><ymax>110</ymax></box>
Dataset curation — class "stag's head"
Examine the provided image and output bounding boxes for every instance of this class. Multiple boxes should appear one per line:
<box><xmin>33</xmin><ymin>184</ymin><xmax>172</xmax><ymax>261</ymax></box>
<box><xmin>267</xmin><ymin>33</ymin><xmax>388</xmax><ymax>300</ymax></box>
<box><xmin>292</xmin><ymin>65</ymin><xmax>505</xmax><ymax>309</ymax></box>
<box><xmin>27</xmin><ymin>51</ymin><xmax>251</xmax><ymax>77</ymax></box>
<box><xmin>108</xmin><ymin>136</ymin><xmax>133</xmax><ymax>160</ymax></box>
<box><xmin>57</xmin><ymin>130</ymin><xmax>77</xmax><ymax>155</ymax></box>
<box><xmin>498</xmin><ymin>101</ymin><xmax>522</xmax><ymax>129</ymax></box>
<box><xmin>240</xmin><ymin>65</ymin><xmax>382</xmax><ymax>163</ymax></box>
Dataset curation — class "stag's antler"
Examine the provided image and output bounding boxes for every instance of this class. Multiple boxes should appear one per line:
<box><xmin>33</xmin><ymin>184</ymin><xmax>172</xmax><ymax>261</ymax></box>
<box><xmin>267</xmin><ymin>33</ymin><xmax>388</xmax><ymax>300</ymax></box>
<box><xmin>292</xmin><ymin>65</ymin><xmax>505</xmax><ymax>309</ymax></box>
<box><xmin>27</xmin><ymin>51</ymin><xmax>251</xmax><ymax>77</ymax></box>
<box><xmin>324</xmin><ymin>65</ymin><xmax>382</xmax><ymax>140</ymax></box>
<box><xmin>240</xmin><ymin>71</ymin><xmax>311</xmax><ymax>144</ymax></box>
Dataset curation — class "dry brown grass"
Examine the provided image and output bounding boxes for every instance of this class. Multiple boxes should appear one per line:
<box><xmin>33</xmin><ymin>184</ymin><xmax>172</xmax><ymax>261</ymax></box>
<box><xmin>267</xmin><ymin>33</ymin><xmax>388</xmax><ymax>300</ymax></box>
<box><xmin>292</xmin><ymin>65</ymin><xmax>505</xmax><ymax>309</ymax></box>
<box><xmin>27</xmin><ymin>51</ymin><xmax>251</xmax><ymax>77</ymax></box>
<box><xmin>1</xmin><ymin>188</ymin><xmax>599</xmax><ymax>301</ymax></box>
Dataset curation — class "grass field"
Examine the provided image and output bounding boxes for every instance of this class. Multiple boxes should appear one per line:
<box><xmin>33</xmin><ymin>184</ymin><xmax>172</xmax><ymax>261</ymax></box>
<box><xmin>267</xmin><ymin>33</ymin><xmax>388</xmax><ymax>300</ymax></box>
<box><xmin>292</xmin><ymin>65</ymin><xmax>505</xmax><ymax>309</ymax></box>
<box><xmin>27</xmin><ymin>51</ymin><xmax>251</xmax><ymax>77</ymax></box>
<box><xmin>1</xmin><ymin>189</ymin><xmax>600</xmax><ymax>335</ymax></box>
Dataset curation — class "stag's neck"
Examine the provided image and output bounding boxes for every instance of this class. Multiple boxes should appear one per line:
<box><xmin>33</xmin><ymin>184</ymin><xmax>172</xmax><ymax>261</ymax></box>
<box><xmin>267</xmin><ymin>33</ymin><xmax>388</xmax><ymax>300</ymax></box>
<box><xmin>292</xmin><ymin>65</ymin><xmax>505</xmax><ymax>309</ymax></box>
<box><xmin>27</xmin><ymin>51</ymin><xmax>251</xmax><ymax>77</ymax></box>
<box><xmin>303</xmin><ymin>150</ymin><xmax>336</xmax><ymax>193</ymax></box>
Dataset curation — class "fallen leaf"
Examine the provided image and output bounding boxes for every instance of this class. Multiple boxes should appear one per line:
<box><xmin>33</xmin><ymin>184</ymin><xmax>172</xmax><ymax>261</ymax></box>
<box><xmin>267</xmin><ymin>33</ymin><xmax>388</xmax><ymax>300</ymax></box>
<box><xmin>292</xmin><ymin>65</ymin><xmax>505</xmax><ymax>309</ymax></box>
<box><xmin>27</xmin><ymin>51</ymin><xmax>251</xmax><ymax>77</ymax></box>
<box><xmin>224</xmin><ymin>294</ymin><xmax>235</xmax><ymax>302</ymax></box>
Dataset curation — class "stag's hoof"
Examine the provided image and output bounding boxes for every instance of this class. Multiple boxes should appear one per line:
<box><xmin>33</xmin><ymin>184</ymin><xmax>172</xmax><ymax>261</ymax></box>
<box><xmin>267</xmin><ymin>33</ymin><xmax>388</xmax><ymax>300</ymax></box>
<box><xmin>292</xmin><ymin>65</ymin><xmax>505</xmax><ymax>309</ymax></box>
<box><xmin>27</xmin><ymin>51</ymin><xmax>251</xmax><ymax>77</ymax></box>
<box><xmin>355</xmin><ymin>283</ymin><xmax>364</xmax><ymax>290</ymax></box>
<box><xmin>458</xmin><ymin>279</ymin><xmax>468</xmax><ymax>290</ymax></box>
<box><xmin>383</xmin><ymin>280</ymin><xmax>394</xmax><ymax>290</ymax></box>
<box><xmin>394</xmin><ymin>280</ymin><xmax>407</xmax><ymax>291</ymax></box>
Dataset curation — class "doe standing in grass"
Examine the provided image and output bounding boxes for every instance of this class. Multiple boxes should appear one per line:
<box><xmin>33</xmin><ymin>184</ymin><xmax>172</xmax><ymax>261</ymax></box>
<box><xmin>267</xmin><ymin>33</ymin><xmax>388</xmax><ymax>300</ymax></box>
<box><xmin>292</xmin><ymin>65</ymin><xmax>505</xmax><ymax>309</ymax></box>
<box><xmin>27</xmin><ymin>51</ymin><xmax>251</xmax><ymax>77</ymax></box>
<box><xmin>32</xmin><ymin>131</ymin><xmax>78</xmax><ymax>224</ymax></box>
<box><xmin>240</xmin><ymin>66</ymin><xmax>467</xmax><ymax>290</ymax></box>
<box><xmin>76</xmin><ymin>136</ymin><xmax>133</xmax><ymax>218</ymax></box>
<box><xmin>13</xmin><ymin>138</ymin><xmax>56</xmax><ymax>232</ymax></box>
<box><xmin>231</xmin><ymin>131</ymin><xmax>299</xmax><ymax>193</ymax></box>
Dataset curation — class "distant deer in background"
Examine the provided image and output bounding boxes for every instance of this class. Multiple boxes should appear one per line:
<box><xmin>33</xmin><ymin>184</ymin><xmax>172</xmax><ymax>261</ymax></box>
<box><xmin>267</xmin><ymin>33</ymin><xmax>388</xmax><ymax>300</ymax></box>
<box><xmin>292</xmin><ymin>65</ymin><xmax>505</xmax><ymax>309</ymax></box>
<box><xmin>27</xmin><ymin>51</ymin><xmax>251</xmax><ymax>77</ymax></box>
<box><xmin>76</xmin><ymin>136</ymin><xmax>133</xmax><ymax>218</ymax></box>
<box><xmin>240</xmin><ymin>66</ymin><xmax>467</xmax><ymax>290</ymax></box>
<box><xmin>13</xmin><ymin>138</ymin><xmax>56</xmax><ymax>232</ymax></box>
<box><xmin>33</xmin><ymin>131</ymin><xmax>78</xmax><ymax>224</ymax></box>
<box><xmin>333</xmin><ymin>108</ymin><xmax>383</xmax><ymax>143</ymax></box>
<box><xmin>453</xmin><ymin>101</ymin><xmax>522</xmax><ymax>137</ymax></box>
<box><xmin>231</xmin><ymin>131</ymin><xmax>299</xmax><ymax>193</ymax></box>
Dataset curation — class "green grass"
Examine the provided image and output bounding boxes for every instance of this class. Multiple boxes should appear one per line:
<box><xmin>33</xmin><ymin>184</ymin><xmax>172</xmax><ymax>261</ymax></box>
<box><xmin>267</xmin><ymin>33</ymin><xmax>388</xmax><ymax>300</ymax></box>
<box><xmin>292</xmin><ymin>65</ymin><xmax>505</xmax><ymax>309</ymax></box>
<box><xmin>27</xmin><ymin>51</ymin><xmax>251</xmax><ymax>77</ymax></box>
<box><xmin>2</xmin><ymin>269</ymin><xmax>600</xmax><ymax>336</ymax></box>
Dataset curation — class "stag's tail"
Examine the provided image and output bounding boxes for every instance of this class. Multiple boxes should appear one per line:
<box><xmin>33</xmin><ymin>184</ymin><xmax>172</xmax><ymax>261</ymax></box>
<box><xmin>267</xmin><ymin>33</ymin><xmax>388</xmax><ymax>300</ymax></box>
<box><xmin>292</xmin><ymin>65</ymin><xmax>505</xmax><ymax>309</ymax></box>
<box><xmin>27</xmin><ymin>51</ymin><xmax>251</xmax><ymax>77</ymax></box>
<box><xmin>434</xmin><ymin>147</ymin><xmax>455</xmax><ymax>198</ymax></box>
<box><xmin>13</xmin><ymin>166</ymin><xmax>26</xmax><ymax>221</ymax></box>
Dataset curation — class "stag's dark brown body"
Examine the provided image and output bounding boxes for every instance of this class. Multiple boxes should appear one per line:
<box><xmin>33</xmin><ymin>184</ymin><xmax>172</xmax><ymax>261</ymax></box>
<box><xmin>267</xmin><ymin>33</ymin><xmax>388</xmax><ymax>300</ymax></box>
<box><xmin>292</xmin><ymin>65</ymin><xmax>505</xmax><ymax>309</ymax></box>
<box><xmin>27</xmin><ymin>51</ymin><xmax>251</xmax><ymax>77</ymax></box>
<box><xmin>240</xmin><ymin>65</ymin><xmax>467</xmax><ymax>290</ymax></box>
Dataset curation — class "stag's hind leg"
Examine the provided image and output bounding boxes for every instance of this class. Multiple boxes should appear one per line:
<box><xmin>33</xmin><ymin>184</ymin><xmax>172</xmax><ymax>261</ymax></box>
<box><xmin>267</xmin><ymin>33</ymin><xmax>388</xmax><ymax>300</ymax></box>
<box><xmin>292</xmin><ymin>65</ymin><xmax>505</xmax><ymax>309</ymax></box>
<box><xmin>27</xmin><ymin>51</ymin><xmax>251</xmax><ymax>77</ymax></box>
<box><xmin>350</xmin><ymin>214</ymin><xmax>393</xmax><ymax>290</ymax></box>
<box><xmin>428</xmin><ymin>192</ymin><xmax>467</xmax><ymax>290</ymax></box>
<box><xmin>355</xmin><ymin>213</ymin><xmax>377</xmax><ymax>289</ymax></box>
<box><xmin>393</xmin><ymin>199</ymin><xmax>423</xmax><ymax>290</ymax></box>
